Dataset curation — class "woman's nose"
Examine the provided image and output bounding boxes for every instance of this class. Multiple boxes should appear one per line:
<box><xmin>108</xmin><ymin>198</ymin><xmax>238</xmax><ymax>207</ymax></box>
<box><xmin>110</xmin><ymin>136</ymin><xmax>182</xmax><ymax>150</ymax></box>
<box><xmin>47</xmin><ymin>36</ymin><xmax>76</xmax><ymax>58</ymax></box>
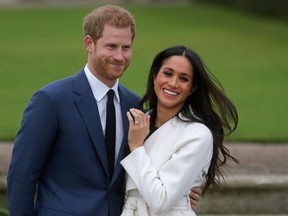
<box><xmin>168</xmin><ymin>77</ymin><xmax>178</xmax><ymax>87</ymax></box>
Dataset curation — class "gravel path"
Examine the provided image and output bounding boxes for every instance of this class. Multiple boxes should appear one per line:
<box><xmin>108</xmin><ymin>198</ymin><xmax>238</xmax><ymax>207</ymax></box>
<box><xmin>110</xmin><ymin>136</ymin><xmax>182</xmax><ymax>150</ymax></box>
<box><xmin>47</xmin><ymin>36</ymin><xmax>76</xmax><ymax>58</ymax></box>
<box><xmin>225</xmin><ymin>142</ymin><xmax>288</xmax><ymax>175</ymax></box>
<box><xmin>1</xmin><ymin>142</ymin><xmax>288</xmax><ymax>175</ymax></box>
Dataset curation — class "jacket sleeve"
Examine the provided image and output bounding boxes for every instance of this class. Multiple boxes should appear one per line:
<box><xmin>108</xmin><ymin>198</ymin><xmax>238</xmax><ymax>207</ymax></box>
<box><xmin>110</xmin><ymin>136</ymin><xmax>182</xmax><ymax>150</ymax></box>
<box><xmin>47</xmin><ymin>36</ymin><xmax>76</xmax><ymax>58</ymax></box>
<box><xmin>7</xmin><ymin>90</ymin><xmax>58</xmax><ymax>216</ymax></box>
<box><xmin>121</xmin><ymin>123</ymin><xmax>213</xmax><ymax>214</ymax></box>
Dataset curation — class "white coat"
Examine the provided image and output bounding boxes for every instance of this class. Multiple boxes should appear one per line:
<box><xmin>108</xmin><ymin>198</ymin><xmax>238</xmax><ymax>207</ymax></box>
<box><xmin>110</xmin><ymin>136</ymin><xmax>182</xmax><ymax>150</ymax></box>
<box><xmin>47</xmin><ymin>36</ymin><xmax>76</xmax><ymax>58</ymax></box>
<box><xmin>120</xmin><ymin>114</ymin><xmax>213</xmax><ymax>216</ymax></box>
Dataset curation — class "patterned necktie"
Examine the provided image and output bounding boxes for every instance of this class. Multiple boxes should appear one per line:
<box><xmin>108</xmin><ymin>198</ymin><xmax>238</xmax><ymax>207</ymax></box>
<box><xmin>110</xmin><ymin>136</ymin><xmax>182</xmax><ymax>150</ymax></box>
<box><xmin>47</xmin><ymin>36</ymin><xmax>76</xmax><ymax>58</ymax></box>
<box><xmin>105</xmin><ymin>89</ymin><xmax>115</xmax><ymax>178</ymax></box>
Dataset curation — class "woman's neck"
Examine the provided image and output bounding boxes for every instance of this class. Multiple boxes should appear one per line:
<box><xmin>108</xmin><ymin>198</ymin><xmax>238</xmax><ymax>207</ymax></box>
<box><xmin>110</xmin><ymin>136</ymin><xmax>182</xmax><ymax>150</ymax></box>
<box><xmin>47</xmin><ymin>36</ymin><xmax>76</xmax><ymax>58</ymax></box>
<box><xmin>155</xmin><ymin>107</ymin><xmax>179</xmax><ymax>128</ymax></box>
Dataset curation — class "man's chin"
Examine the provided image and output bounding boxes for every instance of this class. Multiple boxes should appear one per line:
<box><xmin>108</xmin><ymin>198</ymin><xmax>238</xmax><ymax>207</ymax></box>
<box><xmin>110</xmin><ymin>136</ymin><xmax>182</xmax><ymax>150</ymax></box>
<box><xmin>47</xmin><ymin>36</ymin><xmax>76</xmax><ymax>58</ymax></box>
<box><xmin>110</xmin><ymin>70</ymin><xmax>125</xmax><ymax>79</ymax></box>
<box><xmin>112</xmin><ymin>67</ymin><xmax>127</xmax><ymax>74</ymax></box>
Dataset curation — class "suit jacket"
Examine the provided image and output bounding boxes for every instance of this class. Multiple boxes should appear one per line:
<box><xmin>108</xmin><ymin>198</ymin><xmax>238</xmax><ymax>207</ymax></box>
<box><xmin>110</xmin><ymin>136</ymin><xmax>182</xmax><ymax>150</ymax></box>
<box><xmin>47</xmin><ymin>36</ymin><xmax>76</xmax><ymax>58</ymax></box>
<box><xmin>121</xmin><ymin>114</ymin><xmax>213</xmax><ymax>216</ymax></box>
<box><xmin>7</xmin><ymin>69</ymin><xmax>140</xmax><ymax>216</ymax></box>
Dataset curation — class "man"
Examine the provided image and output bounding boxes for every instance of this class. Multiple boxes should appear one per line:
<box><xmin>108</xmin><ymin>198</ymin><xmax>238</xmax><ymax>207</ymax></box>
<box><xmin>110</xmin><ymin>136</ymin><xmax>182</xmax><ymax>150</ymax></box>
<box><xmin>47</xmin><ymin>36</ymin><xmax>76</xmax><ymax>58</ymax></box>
<box><xmin>7</xmin><ymin>5</ymin><xmax>201</xmax><ymax>216</ymax></box>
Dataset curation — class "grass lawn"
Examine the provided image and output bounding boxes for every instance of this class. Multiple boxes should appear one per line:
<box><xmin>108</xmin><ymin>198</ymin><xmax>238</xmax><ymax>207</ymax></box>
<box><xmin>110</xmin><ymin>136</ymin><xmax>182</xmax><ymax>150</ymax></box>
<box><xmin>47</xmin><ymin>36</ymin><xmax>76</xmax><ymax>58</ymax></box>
<box><xmin>0</xmin><ymin>3</ymin><xmax>287</xmax><ymax>142</ymax></box>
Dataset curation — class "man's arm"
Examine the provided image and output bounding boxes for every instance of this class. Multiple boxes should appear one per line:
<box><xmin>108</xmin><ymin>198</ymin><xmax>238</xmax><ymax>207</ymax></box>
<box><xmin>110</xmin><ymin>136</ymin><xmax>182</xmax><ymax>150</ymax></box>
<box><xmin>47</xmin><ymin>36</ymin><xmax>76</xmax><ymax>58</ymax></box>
<box><xmin>7</xmin><ymin>90</ymin><xmax>57</xmax><ymax>215</ymax></box>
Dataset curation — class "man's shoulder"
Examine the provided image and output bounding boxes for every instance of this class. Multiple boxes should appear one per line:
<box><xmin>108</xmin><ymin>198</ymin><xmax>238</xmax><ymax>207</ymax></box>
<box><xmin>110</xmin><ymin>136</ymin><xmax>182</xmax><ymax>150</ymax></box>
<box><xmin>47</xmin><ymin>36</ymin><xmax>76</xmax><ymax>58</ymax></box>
<box><xmin>41</xmin><ymin>70</ymin><xmax>83</xmax><ymax>93</ymax></box>
<box><xmin>118</xmin><ymin>85</ymin><xmax>140</xmax><ymax>99</ymax></box>
<box><xmin>118</xmin><ymin>84</ymin><xmax>141</xmax><ymax>107</ymax></box>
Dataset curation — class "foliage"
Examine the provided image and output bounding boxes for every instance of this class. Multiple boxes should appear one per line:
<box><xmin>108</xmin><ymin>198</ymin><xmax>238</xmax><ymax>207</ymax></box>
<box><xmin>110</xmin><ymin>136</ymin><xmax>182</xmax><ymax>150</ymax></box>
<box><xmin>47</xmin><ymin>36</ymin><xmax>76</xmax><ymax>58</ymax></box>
<box><xmin>0</xmin><ymin>208</ymin><xmax>8</xmax><ymax>216</ymax></box>
<box><xmin>195</xmin><ymin>0</ymin><xmax>288</xmax><ymax>20</ymax></box>
<box><xmin>0</xmin><ymin>4</ymin><xmax>287</xmax><ymax>142</ymax></box>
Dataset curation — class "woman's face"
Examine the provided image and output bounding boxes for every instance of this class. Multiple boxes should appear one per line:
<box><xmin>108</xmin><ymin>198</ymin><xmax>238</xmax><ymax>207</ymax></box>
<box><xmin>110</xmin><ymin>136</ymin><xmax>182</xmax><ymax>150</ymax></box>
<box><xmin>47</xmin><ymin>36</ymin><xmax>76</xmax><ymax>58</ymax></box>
<box><xmin>154</xmin><ymin>55</ymin><xmax>195</xmax><ymax>113</ymax></box>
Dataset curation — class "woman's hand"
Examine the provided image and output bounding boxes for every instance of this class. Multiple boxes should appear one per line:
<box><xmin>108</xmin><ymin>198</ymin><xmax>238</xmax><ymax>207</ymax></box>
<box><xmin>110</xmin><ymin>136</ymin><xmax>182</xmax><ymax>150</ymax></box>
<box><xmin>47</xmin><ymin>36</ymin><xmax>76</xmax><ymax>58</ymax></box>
<box><xmin>127</xmin><ymin>108</ymin><xmax>150</xmax><ymax>151</ymax></box>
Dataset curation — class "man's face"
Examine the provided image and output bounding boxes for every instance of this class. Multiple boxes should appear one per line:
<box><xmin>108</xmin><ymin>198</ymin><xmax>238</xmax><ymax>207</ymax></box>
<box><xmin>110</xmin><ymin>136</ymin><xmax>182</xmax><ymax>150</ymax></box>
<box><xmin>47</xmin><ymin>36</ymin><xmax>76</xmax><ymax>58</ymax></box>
<box><xmin>86</xmin><ymin>24</ymin><xmax>133</xmax><ymax>87</ymax></box>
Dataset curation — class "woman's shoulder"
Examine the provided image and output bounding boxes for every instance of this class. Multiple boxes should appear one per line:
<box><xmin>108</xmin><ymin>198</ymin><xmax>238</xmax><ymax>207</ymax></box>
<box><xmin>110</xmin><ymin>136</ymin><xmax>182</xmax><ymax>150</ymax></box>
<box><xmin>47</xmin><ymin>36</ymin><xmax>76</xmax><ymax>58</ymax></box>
<box><xmin>184</xmin><ymin>120</ymin><xmax>211</xmax><ymax>135</ymax></box>
<box><xmin>177</xmin><ymin>109</ymin><xmax>212</xmax><ymax>135</ymax></box>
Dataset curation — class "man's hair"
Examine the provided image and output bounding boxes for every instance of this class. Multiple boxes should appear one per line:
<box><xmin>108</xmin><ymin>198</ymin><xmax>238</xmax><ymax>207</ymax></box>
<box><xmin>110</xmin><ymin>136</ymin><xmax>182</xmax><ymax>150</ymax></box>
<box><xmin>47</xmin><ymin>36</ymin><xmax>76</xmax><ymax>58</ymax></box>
<box><xmin>83</xmin><ymin>5</ymin><xmax>136</xmax><ymax>42</ymax></box>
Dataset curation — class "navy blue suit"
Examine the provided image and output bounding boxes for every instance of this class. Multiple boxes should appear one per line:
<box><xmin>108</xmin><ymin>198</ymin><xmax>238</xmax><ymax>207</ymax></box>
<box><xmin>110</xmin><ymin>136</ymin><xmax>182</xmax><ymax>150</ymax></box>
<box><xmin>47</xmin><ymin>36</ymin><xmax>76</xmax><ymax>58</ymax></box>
<box><xmin>7</xmin><ymin>69</ymin><xmax>140</xmax><ymax>216</ymax></box>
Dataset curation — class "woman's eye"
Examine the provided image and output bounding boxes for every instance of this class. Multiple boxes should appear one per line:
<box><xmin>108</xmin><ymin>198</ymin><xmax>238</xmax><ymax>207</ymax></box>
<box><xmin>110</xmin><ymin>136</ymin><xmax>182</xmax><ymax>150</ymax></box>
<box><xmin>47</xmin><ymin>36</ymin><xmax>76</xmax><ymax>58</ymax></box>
<box><xmin>180</xmin><ymin>77</ymin><xmax>189</xmax><ymax>82</ymax></box>
<box><xmin>163</xmin><ymin>71</ymin><xmax>172</xmax><ymax>76</ymax></box>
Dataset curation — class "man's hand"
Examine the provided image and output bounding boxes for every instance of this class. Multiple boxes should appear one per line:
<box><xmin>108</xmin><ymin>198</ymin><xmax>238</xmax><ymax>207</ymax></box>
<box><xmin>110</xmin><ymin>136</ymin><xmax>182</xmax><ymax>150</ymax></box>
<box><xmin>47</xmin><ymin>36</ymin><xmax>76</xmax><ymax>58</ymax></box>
<box><xmin>189</xmin><ymin>187</ymin><xmax>202</xmax><ymax>211</ymax></box>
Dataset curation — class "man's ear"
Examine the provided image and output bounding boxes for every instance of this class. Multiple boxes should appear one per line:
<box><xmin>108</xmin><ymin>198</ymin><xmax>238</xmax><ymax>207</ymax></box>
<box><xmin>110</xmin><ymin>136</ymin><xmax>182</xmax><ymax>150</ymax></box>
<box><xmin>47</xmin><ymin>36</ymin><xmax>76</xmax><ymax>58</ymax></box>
<box><xmin>84</xmin><ymin>35</ymin><xmax>94</xmax><ymax>52</ymax></box>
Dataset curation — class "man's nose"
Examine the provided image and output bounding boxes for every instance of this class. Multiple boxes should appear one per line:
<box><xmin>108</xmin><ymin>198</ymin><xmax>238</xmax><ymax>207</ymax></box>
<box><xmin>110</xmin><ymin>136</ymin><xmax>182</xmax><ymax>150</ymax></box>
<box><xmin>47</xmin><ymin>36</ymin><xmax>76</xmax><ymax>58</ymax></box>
<box><xmin>113</xmin><ymin>49</ymin><xmax>124</xmax><ymax>61</ymax></box>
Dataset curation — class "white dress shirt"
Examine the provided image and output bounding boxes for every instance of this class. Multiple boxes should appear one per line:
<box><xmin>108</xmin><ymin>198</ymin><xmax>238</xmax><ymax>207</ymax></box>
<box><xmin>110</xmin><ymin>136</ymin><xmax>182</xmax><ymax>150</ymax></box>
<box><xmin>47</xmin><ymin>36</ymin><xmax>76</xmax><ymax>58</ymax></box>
<box><xmin>84</xmin><ymin>64</ymin><xmax>123</xmax><ymax>165</ymax></box>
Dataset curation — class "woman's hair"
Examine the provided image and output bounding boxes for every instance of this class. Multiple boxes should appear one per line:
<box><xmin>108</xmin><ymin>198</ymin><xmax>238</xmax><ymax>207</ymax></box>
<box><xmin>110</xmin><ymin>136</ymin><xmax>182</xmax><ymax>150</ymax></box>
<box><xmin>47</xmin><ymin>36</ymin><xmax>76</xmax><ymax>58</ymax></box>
<box><xmin>83</xmin><ymin>5</ymin><xmax>136</xmax><ymax>42</ymax></box>
<box><xmin>140</xmin><ymin>45</ymin><xmax>238</xmax><ymax>194</ymax></box>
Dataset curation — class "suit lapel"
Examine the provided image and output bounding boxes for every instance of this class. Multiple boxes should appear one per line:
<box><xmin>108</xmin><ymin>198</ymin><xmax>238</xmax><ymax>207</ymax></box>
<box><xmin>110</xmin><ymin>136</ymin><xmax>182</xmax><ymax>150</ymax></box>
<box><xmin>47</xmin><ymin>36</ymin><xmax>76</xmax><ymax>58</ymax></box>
<box><xmin>144</xmin><ymin>117</ymin><xmax>186</xmax><ymax>169</ymax></box>
<box><xmin>73</xmin><ymin>70</ymin><xmax>109</xmax><ymax>177</ymax></box>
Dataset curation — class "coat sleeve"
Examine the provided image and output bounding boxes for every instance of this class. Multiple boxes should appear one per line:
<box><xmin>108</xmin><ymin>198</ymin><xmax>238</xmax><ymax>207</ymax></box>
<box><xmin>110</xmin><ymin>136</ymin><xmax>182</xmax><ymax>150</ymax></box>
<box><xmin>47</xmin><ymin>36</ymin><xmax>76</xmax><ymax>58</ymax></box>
<box><xmin>121</xmin><ymin>123</ymin><xmax>213</xmax><ymax>214</ymax></box>
<box><xmin>7</xmin><ymin>90</ymin><xmax>58</xmax><ymax>216</ymax></box>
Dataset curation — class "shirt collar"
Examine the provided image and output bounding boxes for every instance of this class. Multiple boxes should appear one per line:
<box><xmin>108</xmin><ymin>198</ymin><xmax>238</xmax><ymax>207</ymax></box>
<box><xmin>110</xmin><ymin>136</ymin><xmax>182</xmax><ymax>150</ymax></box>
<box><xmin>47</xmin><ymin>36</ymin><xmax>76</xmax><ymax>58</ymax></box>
<box><xmin>84</xmin><ymin>64</ymin><xmax>120</xmax><ymax>102</ymax></box>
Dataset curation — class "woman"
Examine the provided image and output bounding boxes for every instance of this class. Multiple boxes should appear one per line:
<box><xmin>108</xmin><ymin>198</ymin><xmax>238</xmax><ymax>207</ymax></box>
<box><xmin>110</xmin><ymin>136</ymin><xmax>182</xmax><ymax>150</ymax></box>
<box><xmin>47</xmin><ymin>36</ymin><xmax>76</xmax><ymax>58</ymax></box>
<box><xmin>120</xmin><ymin>45</ymin><xmax>238</xmax><ymax>216</ymax></box>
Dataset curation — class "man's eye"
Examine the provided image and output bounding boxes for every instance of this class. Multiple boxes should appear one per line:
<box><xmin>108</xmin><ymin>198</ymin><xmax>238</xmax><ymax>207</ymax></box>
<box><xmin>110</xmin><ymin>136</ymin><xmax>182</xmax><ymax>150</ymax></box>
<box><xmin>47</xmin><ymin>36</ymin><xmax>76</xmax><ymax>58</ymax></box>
<box><xmin>107</xmin><ymin>45</ymin><xmax>116</xmax><ymax>49</ymax></box>
<box><xmin>123</xmin><ymin>46</ymin><xmax>131</xmax><ymax>51</ymax></box>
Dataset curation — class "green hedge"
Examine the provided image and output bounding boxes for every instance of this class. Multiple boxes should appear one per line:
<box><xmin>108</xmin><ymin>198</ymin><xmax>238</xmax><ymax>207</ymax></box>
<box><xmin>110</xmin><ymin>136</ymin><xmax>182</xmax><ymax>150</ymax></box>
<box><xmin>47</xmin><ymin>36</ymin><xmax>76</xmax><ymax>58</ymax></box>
<box><xmin>0</xmin><ymin>208</ymin><xmax>8</xmax><ymax>216</ymax></box>
<box><xmin>0</xmin><ymin>5</ymin><xmax>288</xmax><ymax>142</ymax></box>
<box><xmin>195</xmin><ymin>0</ymin><xmax>288</xmax><ymax>20</ymax></box>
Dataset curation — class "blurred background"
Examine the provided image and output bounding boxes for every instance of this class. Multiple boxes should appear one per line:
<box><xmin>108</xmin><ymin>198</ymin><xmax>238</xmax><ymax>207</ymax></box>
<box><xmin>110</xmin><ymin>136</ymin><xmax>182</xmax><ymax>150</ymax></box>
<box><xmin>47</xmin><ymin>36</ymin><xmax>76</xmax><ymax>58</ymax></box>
<box><xmin>0</xmin><ymin>0</ymin><xmax>287</xmax><ymax>215</ymax></box>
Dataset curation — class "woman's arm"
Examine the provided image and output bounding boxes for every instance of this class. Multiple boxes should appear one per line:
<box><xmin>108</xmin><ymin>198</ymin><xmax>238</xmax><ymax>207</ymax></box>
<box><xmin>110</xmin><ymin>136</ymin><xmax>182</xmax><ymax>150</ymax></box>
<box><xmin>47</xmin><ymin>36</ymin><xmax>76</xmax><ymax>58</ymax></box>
<box><xmin>121</xmin><ymin>123</ymin><xmax>213</xmax><ymax>214</ymax></box>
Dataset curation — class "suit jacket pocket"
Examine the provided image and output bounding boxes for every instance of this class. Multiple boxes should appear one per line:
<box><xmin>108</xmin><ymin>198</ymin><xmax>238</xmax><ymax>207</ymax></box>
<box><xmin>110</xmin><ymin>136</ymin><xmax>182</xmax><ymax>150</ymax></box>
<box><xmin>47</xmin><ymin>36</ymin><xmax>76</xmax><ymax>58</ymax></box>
<box><xmin>36</xmin><ymin>207</ymin><xmax>76</xmax><ymax>216</ymax></box>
